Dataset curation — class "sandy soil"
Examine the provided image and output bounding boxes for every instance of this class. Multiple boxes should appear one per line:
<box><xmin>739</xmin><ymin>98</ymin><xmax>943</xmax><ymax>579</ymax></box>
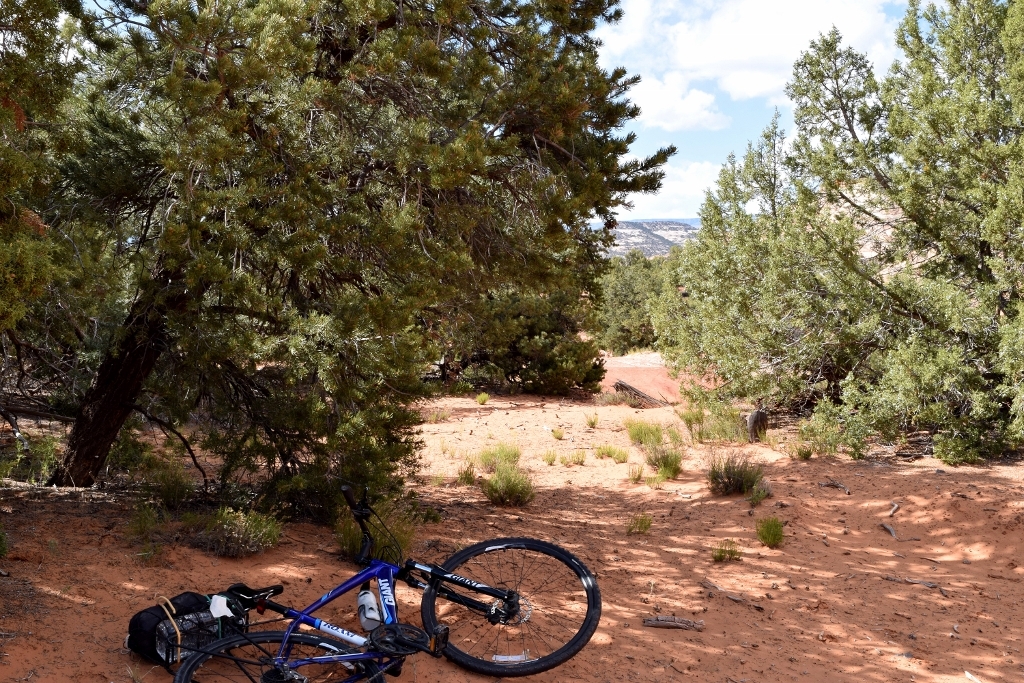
<box><xmin>2</xmin><ymin>391</ymin><xmax>1024</xmax><ymax>683</ymax></box>
<box><xmin>600</xmin><ymin>352</ymin><xmax>682</xmax><ymax>403</ymax></box>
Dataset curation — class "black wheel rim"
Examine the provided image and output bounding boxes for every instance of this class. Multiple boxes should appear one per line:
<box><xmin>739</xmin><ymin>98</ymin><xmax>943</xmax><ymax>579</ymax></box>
<box><xmin>434</xmin><ymin>546</ymin><xmax>592</xmax><ymax>667</ymax></box>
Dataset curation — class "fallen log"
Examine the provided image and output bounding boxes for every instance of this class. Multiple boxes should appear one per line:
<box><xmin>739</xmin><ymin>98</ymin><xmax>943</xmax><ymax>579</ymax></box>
<box><xmin>611</xmin><ymin>380</ymin><xmax>668</xmax><ymax>408</ymax></box>
<box><xmin>642</xmin><ymin>616</ymin><xmax>705</xmax><ymax>631</ymax></box>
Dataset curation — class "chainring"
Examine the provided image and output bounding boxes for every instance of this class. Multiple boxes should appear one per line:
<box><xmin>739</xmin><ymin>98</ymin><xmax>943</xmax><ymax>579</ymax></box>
<box><xmin>368</xmin><ymin>623</ymin><xmax>430</xmax><ymax>656</ymax></box>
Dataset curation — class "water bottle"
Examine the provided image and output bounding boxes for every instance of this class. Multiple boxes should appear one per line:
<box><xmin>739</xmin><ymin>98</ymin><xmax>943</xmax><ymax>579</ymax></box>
<box><xmin>357</xmin><ymin>587</ymin><xmax>382</xmax><ymax>632</ymax></box>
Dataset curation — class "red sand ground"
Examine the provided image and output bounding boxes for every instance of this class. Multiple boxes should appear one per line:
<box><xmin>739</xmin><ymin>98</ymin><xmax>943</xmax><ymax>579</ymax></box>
<box><xmin>1</xmin><ymin>361</ymin><xmax>1023</xmax><ymax>682</ymax></box>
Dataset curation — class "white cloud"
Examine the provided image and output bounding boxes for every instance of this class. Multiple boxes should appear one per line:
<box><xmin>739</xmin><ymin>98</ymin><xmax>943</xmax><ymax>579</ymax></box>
<box><xmin>631</xmin><ymin>73</ymin><xmax>729</xmax><ymax>131</ymax></box>
<box><xmin>618</xmin><ymin>160</ymin><xmax>722</xmax><ymax>220</ymax></box>
<box><xmin>598</xmin><ymin>0</ymin><xmax>905</xmax><ymax>126</ymax></box>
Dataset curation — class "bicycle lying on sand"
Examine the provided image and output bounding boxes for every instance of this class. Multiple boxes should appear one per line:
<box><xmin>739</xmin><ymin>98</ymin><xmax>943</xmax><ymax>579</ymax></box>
<box><xmin>172</xmin><ymin>486</ymin><xmax>602</xmax><ymax>682</ymax></box>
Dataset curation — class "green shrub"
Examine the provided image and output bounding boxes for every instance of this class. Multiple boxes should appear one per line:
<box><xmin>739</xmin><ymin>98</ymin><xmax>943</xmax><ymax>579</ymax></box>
<box><xmin>336</xmin><ymin>497</ymin><xmax>415</xmax><ymax>562</ymax></box>
<box><xmin>0</xmin><ymin>435</ymin><xmax>62</xmax><ymax>484</ymax></box>
<box><xmin>190</xmin><ymin>508</ymin><xmax>281</xmax><ymax>557</ymax></box>
<box><xmin>595</xmin><ymin>445</ymin><xmax>628</xmax><ymax>463</ymax></box>
<box><xmin>706</xmin><ymin>452</ymin><xmax>763</xmax><ymax>495</ymax></box>
<box><xmin>667</xmin><ymin>425</ymin><xmax>686</xmax><ymax>446</ymax></box>
<box><xmin>476</xmin><ymin>392</ymin><xmax>490</xmax><ymax>405</ymax></box>
<box><xmin>426</xmin><ymin>408</ymin><xmax>452</xmax><ymax>423</ymax></box>
<box><xmin>107</xmin><ymin>428</ymin><xmax>153</xmax><ymax>472</ymax></box>
<box><xmin>478</xmin><ymin>443</ymin><xmax>520</xmax><ymax>472</ymax></box>
<box><xmin>450</xmin><ymin>381</ymin><xmax>474</xmax><ymax>396</ymax></box>
<box><xmin>149</xmin><ymin>460</ymin><xmax>194</xmax><ymax>510</ymax></box>
<box><xmin>127</xmin><ymin>504</ymin><xmax>161</xmax><ymax>543</ymax></box>
<box><xmin>482</xmin><ymin>464</ymin><xmax>534</xmax><ymax>506</ymax></box>
<box><xmin>645</xmin><ymin>474</ymin><xmax>666</xmax><ymax>489</ymax></box>
<box><xmin>597</xmin><ymin>392</ymin><xmax>642</xmax><ymax>408</ymax></box>
<box><xmin>933</xmin><ymin>433</ymin><xmax>984</xmax><ymax>466</ymax></box>
<box><xmin>645</xmin><ymin>445</ymin><xmax>682</xmax><ymax>479</ymax></box>
<box><xmin>748</xmin><ymin>478</ymin><xmax>772</xmax><ymax>507</ymax></box>
<box><xmin>542</xmin><ymin>450</ymin><xmax>557</xmax><ymax>466</ymax></box>
<box><xmin>756</xmin><ymin>517</ymin><xmax>784</xmax><ymax>548</ymax></box>
<box><xmin>792</xmin><ymin>442</ymin><xmax>813</xmax><ymax>460</ymax></box>
<box><xmin>626</xmin><ymin>511</ymin><xmax>652</xmax><ymax>535</ymax></box>
<box><xmin>712</xmin><ymin>539</ymin><xmax>741</xmax><ymax>562</ymax></box>
<box><xmin>551</xmin><ymin>428</ymin><xmax>564</xmax><ymax>440</ymax></box>
<box><xmin>625</xmin><ymin>420</ymin><xmax>662</xmax><ymax>448</ymax></box>
<box><xmin>627</xmin><ymin>464</ymin><xmax>644</xmax><ymax>483</ymax></box>
<box><xmin>0</xmin><ymin>523</ymin><xmax>7</xmax><ymax>558</ymax></box>
<box><xmin>456</xmin><ymin>462</ymin><xmax>476</xmax><ymax>485</ymax></box>
<box><xmin>585</xmin><ymin>413</ymin><xmax>599</xmax><ymax>428</ymax></box>
<box><xmin>570</xmin><ymin>450</ymin><xmax>587</xmax><ymax>466</ymax></box>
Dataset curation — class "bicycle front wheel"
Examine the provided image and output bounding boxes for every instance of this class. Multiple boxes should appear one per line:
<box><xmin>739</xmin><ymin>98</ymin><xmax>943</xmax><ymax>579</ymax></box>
<box><xmin>172</xmin><ymin>630</ymin><xmax>381</xmax><ymax>683</ymax></box>
<box><xmin>420</xmin><ymin>537</ymin><xmax>601</xmax><ymax>677</ymax></box>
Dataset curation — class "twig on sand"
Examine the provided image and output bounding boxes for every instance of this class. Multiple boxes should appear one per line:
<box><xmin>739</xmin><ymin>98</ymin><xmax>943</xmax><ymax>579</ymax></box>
<box><xmin>819</xmin><ymin>477</ymin><xmax>851</xmax><ymax>495</ymax></box>
<box><xmin>889</xmin><ymin>501</ymin><xmax>900</xmax><ymax>517</ymax></box>
<box><xmin>642</xmin><ymin>616</ymin><xmax>705</xmax><ymax>631</ymax></box>
<box><xmin>881</xmin><ymin>523</ymin><xmax>898</xmax><ymax>538</ymax></box>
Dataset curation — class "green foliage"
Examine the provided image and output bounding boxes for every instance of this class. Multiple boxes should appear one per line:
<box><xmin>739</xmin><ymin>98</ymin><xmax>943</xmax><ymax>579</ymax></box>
<box><xmin>596</xmin><ymin>392</ymin><xmax>642</xmax><ymax>408</ymax></box>
<box><xmin>712</xmin><ymin>539</ymin><xmax>741</xmax><ymax>562</ymax></box>
<box><xmin>146</xmin><ymin>458</ymin><xmax>194</xmax><ymax>510</ymax></box>
<box><xmin>106</xmin><ymin>427</ymin><xmax>153</xmax><ymax>473</ymax></box>
<box><xmin>542</xmin><ymin>450</ymin><xmax>556</xmax><ymax>465</ymax></box>
<box><xmin>9</xmin><ymin>0</ymin><xmax>670</xmax><ymax>492</ymax></box>
<box><xmin>585</xmin><ymin>413</ymin><xmax>599</xmax><ymax>429</ymax></box>
<box><xmin>595</xmin><ymin>445</ymin><xmax>628</xmax><ymax>463</ymax></box>
<box><xmin>482</xmin><ymin>463</ymin><xmax>535</xmax><ymax>507</ymax></box>
<box><xmin>677</xmin><ymin>391</ymin><xmax>745</xmax><ymax>443</ymax></box>
<box><xmin>0</xmin><ymin>434</ymin><xmax>61</xmax><ymax>483</ymax></box>
<box><xmin>127</xmin><ymin>504</ymin><xmax>161</xmax><ymax>543</ymax></box>
<box><xmin>335</xmin><ymin>497</ymin><xmax>415</xmax><ymax>563</ymax></box>
<box><xmin>798</xmin><ymin>399</ymin><xmax>868</xmax><ymax>458</ymax></box>
<box><xmin>627</xmin><ymin>464</ymin><xmax>644</xmax><ymax>483</ymax></box>
<box><xmin>456</xmin><ymin>462</ymin><xmax>476</xmax><ymax>486</ymax></box>
<box><xmin>645</xmin><ymin>446</ymin><xmax>682</xmax><ymax>479</ymax></box>
<box><xmin>748</xmin><ymin>479</ymin><xmax>772</xmax><ymax>507</ymax></box>
<box><xmin>190</xmin><ymin>508</ymin><xmax>282</xmax><ymax>558</ymax></box>
<box><xmin>426</xmin><ymin>409</ymin><xmax>451</xmax><ymax>424</ymax></box>
<box><xmin>626</xmin><ymin>511</ymin><xmax>652</xmax><ymax>535</ymax></box>
<box><xmin>551</xmin><ymin>428</ymin><xmax>564</xmax><ymax>440</ymax></box>
<box><xmin>0</xmin><ymin>522</ymin><xmax>7</xmax><ymax>558</ymax></box>
<box><xmin>478</xmin><ymin>443</ymin><xmax>520</xmax><ymax>473</ymax></box>
<box><xmin>645</xmin><ymin>474</ymin><xmax>666</xmax><ymax>489</ymax></box>
<box><xmin>570</xmin><ymin>450</ymin><xmax>587</xmax><ymax>466</ymax></box>
<box><xmin>598</xmin><ymin>250</ymin><xmax>672</xmax><ymax>354</ymax></box>
<box><xmin>475</xmin><ymin>393</ymin><xmax>490</xmax><ymax>406</ymax></box>
<box><xmin>706</xmin><ymin>452</ymin><xmax>764</xmax><ymax>496</ymax></box>
<box><xmin>756</xmin><ymin>517</ymin><xmax>784</xmax><ymax>549</ymax></box>
<box><xmin>625</xmin><ymin>420</ymin><xmax>662</xmax><ymax>448</ymax></box>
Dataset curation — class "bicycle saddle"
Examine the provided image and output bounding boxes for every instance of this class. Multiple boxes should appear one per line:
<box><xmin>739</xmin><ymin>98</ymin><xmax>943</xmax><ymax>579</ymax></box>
<box><xmin>224</xmin><ymin>583</ymin><xmax>284</xmax><ymax>610</ymax></box>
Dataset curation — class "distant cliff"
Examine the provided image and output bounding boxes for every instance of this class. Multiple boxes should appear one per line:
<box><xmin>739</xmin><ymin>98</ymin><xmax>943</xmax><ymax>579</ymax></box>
<box><xmin>608</xmin><ymin>219</ymin><xmax>700</xmax><ymax>257</ymax></box>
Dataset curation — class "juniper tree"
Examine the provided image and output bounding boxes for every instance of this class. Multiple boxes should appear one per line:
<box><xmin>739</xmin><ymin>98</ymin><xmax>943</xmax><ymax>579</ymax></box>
<box><xmin>10</xmin><ymin>0</ymin><xmax>670</xmax><ymax>490</ymax></box>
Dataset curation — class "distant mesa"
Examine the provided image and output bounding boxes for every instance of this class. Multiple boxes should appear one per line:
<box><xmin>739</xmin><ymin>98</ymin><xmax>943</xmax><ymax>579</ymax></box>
<box><xmin>607</xmin><ymin>219</ymin><xmax>700</xmax><ymax>258</ymax></box>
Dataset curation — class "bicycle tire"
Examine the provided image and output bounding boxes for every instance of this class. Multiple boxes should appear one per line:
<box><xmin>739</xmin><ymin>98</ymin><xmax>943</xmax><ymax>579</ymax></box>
<box><xmin>172</xmin><ymin>630</ymin><xmax>382</xmax><ymax>683</ymax></box>
<box><xmin>420</xmin><ymin>537</ymin><xmax>601</xmax><ymax>677</ymax></box>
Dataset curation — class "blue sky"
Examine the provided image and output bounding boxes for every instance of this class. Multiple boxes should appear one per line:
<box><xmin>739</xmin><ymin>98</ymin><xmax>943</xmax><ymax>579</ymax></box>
<box><xmin>597</xmin><ymin>0</ymin><xmax>910</xmax><ymax>221</ymax></box>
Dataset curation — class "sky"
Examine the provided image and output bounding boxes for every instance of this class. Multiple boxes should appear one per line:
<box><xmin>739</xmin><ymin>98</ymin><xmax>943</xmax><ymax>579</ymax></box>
<box><xmin>597</xmin><ymin>0</ymin><xmax>910</xmax><ymax>221</ymax></box>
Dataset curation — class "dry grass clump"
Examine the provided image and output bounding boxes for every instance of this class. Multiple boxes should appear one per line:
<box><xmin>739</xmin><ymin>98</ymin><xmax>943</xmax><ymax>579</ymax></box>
<box><xmin>426</xmin><ymin>408</ymin><xmax>452</xmax><ymax>423</ymax></box>
<box><xmin>625</xmin><ymin>419</ymin><xmax>662</xmax><ymax>448</ymax></box>
<box><xmin>756</xmin><ymin>517</ymin><xmax>784</xmax><ymax>548</ymax></box>
<box><xmin>551</xmin><ymin>428</ymin><xmax>565</xmax><ymax>440</ymax></box>
<box><xmin>585</xmin><ymin>413</ymin><xmax>599</xmax><ymax>428</ymax></box>
<box><xmin>645</xmin><ymin>445</ymin><xmax>682</xmax><ymax>479</ymax></box>
<box><xmin>190</xmin><ymin>508</ymin><xmax>282</xmax><ymax>557</ymax></box>
<box><xmin>705</xmin><ymin>451</ymin><xmax>764</xmax><ymax>495</ymax></box>
<box><xmin>627</xmin><ymin>464</ymin><xmax>644</xmax><ymax>483</ymax></box>
<box><xmin>570</xmin><ymin>450</ymin><xmax>586</xmax><ymax>466</ymax></box>
<box><xmin>626</xmin><ymin>511</ymin><xmax>652</xmax><ymax>535</ymax></box>
<box><xmin>476</xmin><ymin>392</ymin><xmax>490</xmax><ymax>405</ymax></box>
<box><xmin>456</xmin><ymin>462</ymin><xmax>476</xmax><ymax>485</ymax></box>
<box><xmin>712</xmin><ymin>539</ymin><xmax>742</xmax><ymax>562</ymax></box>
<box><xmin>542</xmin><ymin>450</ymin><xmax>557</xmax><ymax>466</ymax></box>
<box><xmin>482</xmin><ymin>464</ymin><xmax>535</xmax><ymax>507</ymax></box>
<box><xmin>597</xmin><ymin>392</ymin><xmax>642</xmax><ymax>408</ymax></box>
<box><xmin>478</xmin><ymin>443</ymin><xmax>520</xmax><ymax>472</ymax></box>
<box><xmin>595</xmin><ymin>445</ymin><xmax>629</xmax><ymax>463</ymax></box>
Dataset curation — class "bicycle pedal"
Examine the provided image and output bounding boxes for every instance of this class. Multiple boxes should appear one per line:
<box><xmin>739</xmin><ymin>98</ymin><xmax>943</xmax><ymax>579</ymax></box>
<box><xmin>429</xmin><ymin>625</ymin><xmax>449</xmax><ymax>657</ymax></box>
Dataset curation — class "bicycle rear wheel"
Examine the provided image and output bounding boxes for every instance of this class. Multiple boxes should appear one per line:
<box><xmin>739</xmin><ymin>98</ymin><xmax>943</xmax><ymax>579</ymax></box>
<box><xmin>172</xmin><ymin>630</ymin><xmax>381</xmax><ymax>683</ymax></box>
<box><xmin>420</xmin><ymin>537</ymin><xmax>601</xmax><ymax>677</ymax></box>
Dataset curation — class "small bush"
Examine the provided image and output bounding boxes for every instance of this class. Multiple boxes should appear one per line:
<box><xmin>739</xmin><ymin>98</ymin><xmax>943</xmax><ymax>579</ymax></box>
<box><xmin>127</xmin><ymin>504</ymin><xmax>161</xmax><ymax>543</ymax></box>
<box><xmin>645</xmin><ymin>446</ymin><xmax>682</xmax><ymax>479</ymax></box>
<box><xmin>191</xmin><ymin>508</ymin><xmax>282</xmax><ymax>557</ymax></box>
<box><xmin>542</xmin><ymin>450</ymin><xmax>556</xmax><ymax>466</ymax></box>
<box><xmin>625</xmin><ymin>420</ymin><xmax>662</xmax><ymax>448</ymax></box>
<box><xmin>476</xmin><ymin>392</ymin><xmax>490</xmax><ymax>405</ymax></box>
<box><xmin>756</xmin><ymin>517</ymin><xmax>784</xmax><ymax>548</ymax></box>
<box><xmin>712</xmin><ymin>539</ymin><xmax>742</xmax><ymax>562</ymax></box>
<box><xmin>482</xmin><ymin>464</ymin><xmax>535</xmax><ymax>506</ymax></box>
<box><xmin>456</xmin><ymin>462</ymin><xmax>476</xmax><ymax>485</ymax></box>
<box><xmin>595</xmin><ymin>445</ymin><xmax>628</xmax><ymax>463</ymax></box>
<box><xmin>627</xmin><ymin>464</ymin><xmax>644</xmax><ymax>483</ymax></box>
<box><xmin>679</xmin><ymin>395</ymin><xmax>745</xmax><ymax>443</ymax></box>
<box><xmin>667</xmin><ymin>426</ymin><xmax>686</xmax><ymax>447</ymax></box>
<box><xmin>791</xmin><ymin>442</ymin><xmax>813</xmax><ymax>460</ymax></box>
<box><xmin>150</xmin><ymin>460</ymin><xmax>194</xmax><ymax>510</ymax></box>
<box><xmin>426</xmin><ymin>408</ymin><xmax>452</xmax><ymax>423</ymax></box>
<box><xmin>799</xmin><ymin>398</ymin><xmax>869</xmax><ymax>459</ymax></box>
<box><xmin>450</xmin><ymin>380</ymin><xmax>474</xmax><ymax>395</ymax></box>
<box><xmin>336</xmin><ymin>497</ymin><xmax>416</xmax><ymax>561</ymax></box>
<box><xmin>586</xmin><ymin>414</ymin><xmax>599</xmax><ymax>428</ymax></box>
<box><xmin>626</xmin><ymin>511</ymin><xmax>652</xmax><ymax>535</ymax></box>
<box><xmin>551</xmin><ymin>428</ymin><xmax>565</xmax><ymax>440</ymax></box>
<box><xmin>597</xmin><ymin>392</ymin><xmax>642</xmax><ymax>408</ymax></box>
<box><xmin>677</xmin><ymin>404</ymin><xmax>704</xmax><ymax>437</ymax></box>
<box><xmin>706</xmin><ymin>452</ymin><xmax>763</xmax><ymax>495</ymax></box>
<box><xmin>645</xmin><ymin>474</ymin><xmax>666</xmax><ymax>489</ymax></box>
<box><xmin>748</xmin><ymin>478</ymin><xmax>772</xmax><ymax>507</ymax></box>
<box><xmin>570</xmin><ymin>450</ymin><xmax>587</xmax><ymax>466</ymax></box>
<box><xmin>107</xmin><ymin>429</ymin><xmax>153</xmax><ymax>472</ymax></box>
<box><xmin>478</xmin><ymin>443</ymin><xmax>520</xmax><ymax>472</ymax></box>
<box><xmin>933</xmin><ymin>433</ymin><xmax>984</xmax><ymax>466</ymax></box>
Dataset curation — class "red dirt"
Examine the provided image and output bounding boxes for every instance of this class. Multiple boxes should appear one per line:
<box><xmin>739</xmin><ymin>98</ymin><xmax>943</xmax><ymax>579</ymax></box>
<box><xmin>2</xmin><ymin>392</ymin><xmax>1024</xmax><ymax>682</ymax></box>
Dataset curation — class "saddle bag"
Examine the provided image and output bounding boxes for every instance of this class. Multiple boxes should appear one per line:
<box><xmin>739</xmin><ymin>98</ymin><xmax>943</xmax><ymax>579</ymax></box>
<box><xmin>126</xmin><ymin>591</ymin><xmax>247</xmax><ymax>669</ymax></box>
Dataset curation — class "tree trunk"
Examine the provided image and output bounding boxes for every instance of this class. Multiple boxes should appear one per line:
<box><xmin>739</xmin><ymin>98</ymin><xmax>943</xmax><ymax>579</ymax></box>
<box><xmin>50</xmin><ymin>288</ymin><xmax>183</xmax><ymax>487</ymax></box>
